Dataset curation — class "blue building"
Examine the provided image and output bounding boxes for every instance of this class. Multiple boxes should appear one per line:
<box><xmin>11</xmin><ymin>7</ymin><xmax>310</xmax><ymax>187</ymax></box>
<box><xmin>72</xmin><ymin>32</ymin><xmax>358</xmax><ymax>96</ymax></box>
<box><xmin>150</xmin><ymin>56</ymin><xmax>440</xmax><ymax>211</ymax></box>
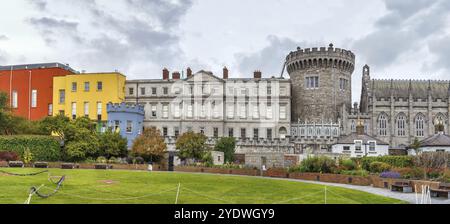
<box><xmin>107</xmin><ymin>102</ymin><xmax>145</xmax><ymax>149</ymax></box>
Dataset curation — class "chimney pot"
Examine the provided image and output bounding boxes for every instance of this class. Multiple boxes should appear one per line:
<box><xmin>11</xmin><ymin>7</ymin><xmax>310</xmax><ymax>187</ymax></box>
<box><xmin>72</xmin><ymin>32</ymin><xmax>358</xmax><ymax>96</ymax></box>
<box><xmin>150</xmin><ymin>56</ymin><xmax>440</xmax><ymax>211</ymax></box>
<box><xmin>223</xmin><ymin>66</ymin><xmax>229</xmax><ymax>79</ymax></box>
<box><xmin>172</xmin><ymin>71</ymin><xmax>181</xmax><ymax>80</ymax></box>
<box><xmin>187</xmin><ymin>67</ymin><xmax>193</xmax><ymax>78</ymax></box>
<box><xmin>163</xmin><ymin>68</ymin><xmax>169</xmax><ymax>80</ymax></box>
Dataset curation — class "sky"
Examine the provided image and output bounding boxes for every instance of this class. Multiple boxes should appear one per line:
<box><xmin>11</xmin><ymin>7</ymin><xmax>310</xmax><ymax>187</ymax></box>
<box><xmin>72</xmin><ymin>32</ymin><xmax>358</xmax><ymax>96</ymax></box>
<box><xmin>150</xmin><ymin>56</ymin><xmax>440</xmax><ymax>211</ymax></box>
<box><xmin>0</xmin><ymin>0</ymin><xmax>449</xmax><ymax>102</ymax></box>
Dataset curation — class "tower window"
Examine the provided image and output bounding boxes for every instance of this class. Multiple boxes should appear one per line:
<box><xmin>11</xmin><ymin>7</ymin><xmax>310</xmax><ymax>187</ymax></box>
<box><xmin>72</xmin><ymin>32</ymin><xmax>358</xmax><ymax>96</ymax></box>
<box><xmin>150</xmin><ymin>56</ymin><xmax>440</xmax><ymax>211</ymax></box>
<box><xmin>306</xmin><ymin>76</ymin><xmax>319</xmax><ymax>89</ymax></box>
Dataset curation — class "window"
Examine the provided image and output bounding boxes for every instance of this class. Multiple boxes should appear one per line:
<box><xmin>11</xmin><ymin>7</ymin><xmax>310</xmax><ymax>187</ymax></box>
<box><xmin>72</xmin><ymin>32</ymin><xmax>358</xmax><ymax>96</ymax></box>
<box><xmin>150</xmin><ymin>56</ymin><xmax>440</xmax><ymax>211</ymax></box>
<box><xmin>97</xmin><ymin>102</ymin><xmax>102</xmax><ymax>120</ymax></box>
<box><xmin>84</xmin><ymin>102</ymin><xmax>89</xmax><ymax>117</ymax></box>
<box><xmin>343</xmin><ymin>146</ymin><xmax>350</xmax><ymax>151</ymax></box>
<box><xmin>240</xmin><ymin>128</ymin><xmax>246</xmax><ymax>139</ymax></box>
<box><xmin>396</xmin><ymin>114</ymin><xmax>406</xmax><ymax>136</ymax></box>
<box><xmin>267</xmin><ymin>128</ymin><xmax>273</xmax><ymax>140</ymax></box>
<box><xmin>227</xmin><ymin>105</ymin><xmax>234</xmax><ymax>118</ymax></box>
<box><xmin>280</xmin><ymin>105</ymin><xmax>287</xmax><ymax>120</ymax></box>
<box><xmin>126</xmin><ymin>121</ymin><xmax>132</xmax><ymax>133</ymax></box>
<box><xmin>189</xmin><ymin>85</ymin><xmax>194</xmax><ymax>95</ymax></box>
<box><xmin>253</xmin><ymin>128</ymin><xmax>259</xmax><ymax>139</ymax></box>
<box><xmin>339</xmin><ymin>78</ymin><xmax>348</xmax><ymax>91</ymax></box>
<box><xmin>228</xmin><ymin>128</ymin><xmax>234</xmax><ymax>137</ymax></box>
<box><xmin>351</xmin><ymin>120</ymin><xmax>356</xmax><ymax>132</ymax></box>
<box><xmin>31</xmin><ymin>90</ymin><xmax>37</xmax><ymax>108</ymax></box>
<box><xmin>12</xmin><ymin>91</ymin><xmax>18</xmax><ymax>108</ymax></box>
<box><xmin>369</xmin><ymin>141</ymin><xmax>376</xmax><ymax>151</ymax></box>
<box><xmin>306</xmin><ymin>76</ymin><xmax>319</xmax><ymax>89</ymax></box>
<box><xmin>71</xmin><ymin>102</ymin><xmax>77</xmax><ymax>119</ymax></box>
<box><xmin>253</xmin><ymin>105</ymin><xmax>259</xmax><ymax>119</ymax></box>
<box><xmin>378</xmin><ymin>114</ymin><xmax>388</xmax><ymax>136</ymax></box>
<box><xmin>200</xmin><ymin>127</ymin><xmax>205</xmax><ymax>135</ymax></box>
<box><xmin>129</xmin><ymin>88</ymin><xmax>134</xmax><ymax>95</ymax></box>
<box><xmin>214</xmin><ymin>127</ymin><xmax>219</xmax><ymax>138</ymax></box>
<box><xmin>152</xmin><ymin>87</ymin><xmax>157</xmax><ymax>95</ymax></box>
<box><xmin>267</xmin><ymin>86</ymin><xmax>272</xmax><ymax>95</ymax></box>
<box><xmin>48</xmin><ymin>104</ymin><xmax>53</xmax><ymax>116</ymax></box>
<box><xmin>174</xmin><ymin>103</ymin><xmax>181</xmax><ymax>118</ymax></box>
<box><xmin>187</xmin><ymin>104</ymin><xmax>193</xmax><ymax>118</ymax></box>
<box><xmin>97</xmin><ymin>82</ymin><xmax>103</xmax><ymax>91</ymax></box>
<box><xmin>355</xmin><ymin>140</ymin><xmax>362</xmax><ymax>151</ymax></box>
<box><xmin>162</xmin><ymin>104</ymin><xmax>169</xmax><ymax>118</ymax></box>
<box><xmin>114</xmin><ymin>120</ymin><xmax>120</xmax><ymax>131</ymax></box>
<box><xmin>266</xmin><ymin>103</ymin><xmax>273</xmax><ymax>119</ymax></box>
<box><xmin>416</xmin><ymin>114</ymin><xmax>425</xmax><ymax>137</ymax></box>
<box><xmin>174</xmin><ymin>127</ymin><xmax>180</xmax><ymax>138</ymax></box>
<box><xmin>140</xmin><ymin>87</ymin><xmax>145</xmax><ymax>95</ymax></box>
<box><xmin>84</xmin><ymin>82</ymin><xmax>90</xmax><ymax>92</ymax></box>
<box><xmin>151</xmin><ymin>105</ymin><xmax>157</xmax><ymax>117</ymax></box>
<box><xmin>240</xmin><ymin>104</ymin><xmax>247</xmax><ymax>119</ymax></box>
<box><xmin>218</xmin><ymin>156</ymin><xmax>221</xmax><ymax>162</ymax></box>
<box><xmin>59</xmin><ymin>90</ymin><xmax>65</xmax><ymax>104</ymax></box>
<box><xmin>163</xmin><ymin>87</ymin><xmax>169</xmax><ymax>95</ymax></box>
<box><xmin>280</xmin><ymin>87</ymin><xmax>287</xmax><ymax>96</ymax></box>
<box><xmin>71</xmin><ymin>82</ymin><xmax>77</xmax><ymax>92</ymax></box>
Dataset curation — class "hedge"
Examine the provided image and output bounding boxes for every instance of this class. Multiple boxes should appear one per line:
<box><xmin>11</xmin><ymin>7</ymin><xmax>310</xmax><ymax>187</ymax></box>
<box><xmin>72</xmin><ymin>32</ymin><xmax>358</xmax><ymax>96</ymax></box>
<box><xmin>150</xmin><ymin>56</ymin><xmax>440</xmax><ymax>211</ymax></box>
<box><xmin>359</xmin><ymin>156</ymin><xmax>414</xmax><ymax>170</ymax></box>
<box><xmin>0</xmin><ymin>135</ymin><xmax>61</xmax><ymax>161</ymax></box>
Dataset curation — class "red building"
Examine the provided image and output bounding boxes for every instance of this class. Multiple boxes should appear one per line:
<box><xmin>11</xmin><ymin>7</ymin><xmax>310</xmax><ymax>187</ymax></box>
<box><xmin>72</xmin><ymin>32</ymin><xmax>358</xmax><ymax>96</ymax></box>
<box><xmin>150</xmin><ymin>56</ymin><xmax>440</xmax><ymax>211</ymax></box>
<box><xmin>0</xmin><ymin>63</ymin><xmax>77</xmax><ymax>121</ymax></box>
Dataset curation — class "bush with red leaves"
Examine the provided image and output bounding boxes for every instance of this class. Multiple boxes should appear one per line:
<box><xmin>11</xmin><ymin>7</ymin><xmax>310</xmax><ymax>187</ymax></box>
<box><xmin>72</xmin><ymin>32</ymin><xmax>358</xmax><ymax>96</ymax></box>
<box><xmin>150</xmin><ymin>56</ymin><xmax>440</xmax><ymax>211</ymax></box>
<box><xmin>0</xmin><ymin>151</ymin><xmax>20</xmax><ymax>161</ymax></box>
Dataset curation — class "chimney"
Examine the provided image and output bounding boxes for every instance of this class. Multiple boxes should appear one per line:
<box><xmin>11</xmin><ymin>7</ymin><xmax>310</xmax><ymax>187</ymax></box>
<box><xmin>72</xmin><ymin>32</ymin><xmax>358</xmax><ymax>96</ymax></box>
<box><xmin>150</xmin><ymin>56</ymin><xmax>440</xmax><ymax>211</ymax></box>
<box><xmin>163</xmin><ymin>68</ymin><xmax>169</xmax><ymax>80</ymax></box>
<box><xmin>254</xmin><ymin>70</ymin><xmax>262</xmax><ymax>79</ymax></box>
<box><xmin>223</xmin><ymin>66</ymin><xmax>229</xmax><ymax>79</ymax></box>
<box><xmin>187</xmin><ymin>67</ymin><xmax>192</xmax><ymax>78</ymax></box>
<box><xmin>172</xmin><ymin>71</ymin><xmax>181</xmax><ymax>80</ymax></box>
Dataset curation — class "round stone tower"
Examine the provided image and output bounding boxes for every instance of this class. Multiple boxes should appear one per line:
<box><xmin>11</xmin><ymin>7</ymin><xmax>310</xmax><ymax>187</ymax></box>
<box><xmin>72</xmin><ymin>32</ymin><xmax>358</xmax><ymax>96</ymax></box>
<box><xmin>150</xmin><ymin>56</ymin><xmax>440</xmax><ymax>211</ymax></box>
<box><xmin>286</xmin><ymin>43</ymin><xmax>355</xmax><ymax>123</ymax></box>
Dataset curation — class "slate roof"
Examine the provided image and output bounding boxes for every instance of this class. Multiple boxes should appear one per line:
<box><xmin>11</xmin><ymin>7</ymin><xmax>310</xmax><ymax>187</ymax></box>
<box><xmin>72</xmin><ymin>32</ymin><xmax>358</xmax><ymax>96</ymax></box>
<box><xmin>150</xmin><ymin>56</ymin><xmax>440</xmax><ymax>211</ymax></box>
<box><xmin>336</xmin><ymin>133</ymin><xmax>389</xmax><ymax>145</ymax></box>
<box><xmin>419</xmin><ymin>132</ymin><xmax>450</xmax><ymax>147</ymax></box>
<box><xmin>0</xmin><ymin>62</ymin><xmax>77</xmax><ymax>73</ymax></box>
<box><xmin>371</xmin><ymin>79</ymin><xmax>450</xmax><ymax>99</ymax></box>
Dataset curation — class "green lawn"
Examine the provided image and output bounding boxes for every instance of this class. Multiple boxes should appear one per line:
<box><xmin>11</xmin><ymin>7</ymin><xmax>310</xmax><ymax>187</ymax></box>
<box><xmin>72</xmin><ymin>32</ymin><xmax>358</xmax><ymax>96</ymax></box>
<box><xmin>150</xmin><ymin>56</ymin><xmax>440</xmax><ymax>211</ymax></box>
<box><xmin>0</xmin><ymin>168</ymin><xmax>406</xmax><ymax>204</ymax></box>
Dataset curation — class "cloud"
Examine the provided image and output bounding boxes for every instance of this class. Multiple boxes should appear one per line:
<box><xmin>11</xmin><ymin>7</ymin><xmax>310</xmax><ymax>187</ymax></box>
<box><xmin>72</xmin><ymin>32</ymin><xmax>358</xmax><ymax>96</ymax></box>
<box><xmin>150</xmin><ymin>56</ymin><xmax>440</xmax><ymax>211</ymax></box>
<box><xmin>234</xmin><ymin>35</ymin><xmax>308</xmax><ymax>77</ymax></box>
<box><xmin>352</xmin><ymin>0</ymin><xmax>448</xmax><ymax>70</ymax></box>
<box><xmin>25</xmin><ymin>0</ymin><xmax>194</xmax><ymax>75</ymax></box>
<box><xmin>27</xmin><ymin>0</ymin><xmax>47</xmax><ymax>10</ymax></box>
<box><xmin>0</xmin><ymin>35</ymin><xmax>8</xmax><ymax>41</ymax></box>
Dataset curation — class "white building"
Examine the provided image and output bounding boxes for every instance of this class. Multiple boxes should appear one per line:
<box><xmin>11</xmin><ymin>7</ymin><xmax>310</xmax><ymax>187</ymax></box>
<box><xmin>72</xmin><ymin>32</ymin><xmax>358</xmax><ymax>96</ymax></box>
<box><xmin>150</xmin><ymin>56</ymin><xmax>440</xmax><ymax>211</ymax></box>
<box><xmin>408</xmin><ymin>131</ymin><xmax>450</xmax><ymax>155</ymax></box>
<box><xmin>332</xmin><ymin>122</ymin><xmax>389</xmax><ymax>157</ymax></box>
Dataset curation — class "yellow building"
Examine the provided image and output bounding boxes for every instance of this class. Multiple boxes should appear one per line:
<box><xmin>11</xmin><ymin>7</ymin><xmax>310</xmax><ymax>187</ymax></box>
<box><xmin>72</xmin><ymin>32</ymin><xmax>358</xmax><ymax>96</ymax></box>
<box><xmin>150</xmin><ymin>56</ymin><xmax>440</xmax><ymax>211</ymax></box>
<box><xmin>52</xmin><ymin>72</ymin><xmax>126</xmax><ymax>127</ymax></box>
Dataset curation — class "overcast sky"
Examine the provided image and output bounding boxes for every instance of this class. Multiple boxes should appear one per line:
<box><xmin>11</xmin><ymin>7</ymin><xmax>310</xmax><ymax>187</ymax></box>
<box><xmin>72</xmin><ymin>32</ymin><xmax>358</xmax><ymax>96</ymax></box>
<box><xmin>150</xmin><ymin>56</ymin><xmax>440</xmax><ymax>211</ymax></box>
<box><xmin>0</xmin><ymin>0</ymin><xmax>449</xmax><ymax>102</ymax></box>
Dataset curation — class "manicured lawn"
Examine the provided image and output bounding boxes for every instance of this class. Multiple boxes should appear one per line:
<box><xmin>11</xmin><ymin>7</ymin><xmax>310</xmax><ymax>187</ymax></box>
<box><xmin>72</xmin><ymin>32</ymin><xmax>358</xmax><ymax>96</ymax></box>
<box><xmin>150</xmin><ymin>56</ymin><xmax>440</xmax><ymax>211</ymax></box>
<box><xmin>0</xmin><ymin>168</ymin><xmax>406</xmax><ymax>204</ymax></box>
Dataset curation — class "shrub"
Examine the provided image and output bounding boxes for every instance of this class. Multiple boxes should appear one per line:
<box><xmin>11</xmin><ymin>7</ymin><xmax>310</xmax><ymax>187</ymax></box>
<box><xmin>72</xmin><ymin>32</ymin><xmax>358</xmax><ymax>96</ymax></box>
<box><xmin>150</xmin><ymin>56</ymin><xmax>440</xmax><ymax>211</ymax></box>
<box><xmin>380</xmin><ymin>171</ymin><xmax>401</xmax><ymax>179</ymax></box>
<box><xmin>108</xmin><ymin>157</ymin><xmax>118</xmax><ymax>164</ymax></box>
<box><xmin>297</xmin><ymin>156</ymin><xmax>337</xmax><ymax>173</ymax></box>
<box><xmin>134</xmin><ymin>157</ymin><xmax>145</xmax><ymax>164</ymax></box>
<box><xmin>22</xmin><ymin>148</ymin><xmax>33</xmax><ymax>164</ymax></box>
<box><xmin>0</xmin><ymin>135</ymin><xmax>61</xmax><ymax>161</ymax></box>
<box><xmin>96</xmin><ymin>156</ymin><xmax>107</xmax><ymax>164</ymax></box>
<box><xmin>392</xmin><ymin>167</ymin><xmax>423</xmax><ymax>179</ymax></box>
<box><xmin>0</xmin><ymin>151</ymin><xmax>19</xmax><ymax>161</ymax></box>
<box><xmin>339</xmin><ymin>170</ymin><xmax>369</xmax><ymax>177</ymax></box>
<box><xmin>360</xmin><ymin>156</ymin><xmax>413</xmax><ymax>170</ymax></box>
<box><xmin>340</xmin><ymin>159</ymin><xmax>357</xmax><ymax>171</ymax></box>
<box><xmin>369</xmin><ymin>162</ymin><xmax>391</xmax><ymax>173</ymax></box>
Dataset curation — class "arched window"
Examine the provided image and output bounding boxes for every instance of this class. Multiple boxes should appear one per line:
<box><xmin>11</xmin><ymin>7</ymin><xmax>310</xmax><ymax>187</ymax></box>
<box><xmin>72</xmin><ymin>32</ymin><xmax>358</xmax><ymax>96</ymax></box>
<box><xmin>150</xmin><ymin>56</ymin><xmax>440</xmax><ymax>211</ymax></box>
<box><xmin>434</xmin><ymin>113</ymin><xmax>446</xmax><ymax>133</ymax></box>
<box><xmin>351</xmin><ymin>120</ymin><xmax>356</xmax><ymax>133</ymax></box>
<box><xmin>279</xmin><ymin>127</ymin><xmax>287</xmax><ymax>139</ymax></box>
<box><xmin>415</xmin><ymin>114</ymin><xmax>425</xmax><ymax>137</ymax></box>
<box><xmin>396</xmin><ymin>113</ymin><xmax>406</xmax><ymax>136</ymax></box>
<box><xmin>378</xmin><ymin>113</ymin><xmax>388</xmax><ymax>136</ymax></box>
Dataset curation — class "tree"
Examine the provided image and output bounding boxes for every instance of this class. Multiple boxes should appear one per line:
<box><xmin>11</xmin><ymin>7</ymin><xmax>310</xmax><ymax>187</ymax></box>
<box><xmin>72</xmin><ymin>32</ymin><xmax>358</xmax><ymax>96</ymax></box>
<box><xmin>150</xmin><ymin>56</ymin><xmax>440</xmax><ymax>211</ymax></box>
<box><xmin>40</xmin><ymin>115</ymin><xmax>71</xmax><ymax>141</ymax></box>
<box><xmin>410</xmin><ymin>137</ymin><xmax>421</xmax><ymax>155</ymax></box>
<box><xmin>98</xmin><ymin>130</ymin><xmax>128</xmax><ymax>159</ymax></box>
<box><xmin>414</xmin><ymin>152</ymin><xmax>449</xmax><ymax>179</ymax></box>
<box><xmin>22</xmin><ymin>148</ymin><xmax>33</xmax><ymax>164</ymax></box>
<box><xmin>131</xmin><ymin>127</ymin><xmax>166</xmax><ymax>162</ymax></box>
<box><xmin>214</xmin><ymin>137</ymin><xmax>236</xmax><ymax>163</ymax></box>
<box><xmin>65</xmin><ymin>128</ymin><xmax>100</xmax><ymax>162</ymax></box>
<box><xmin>176</xmin><ymin>131</ymin><xmax>209</xmax><ymax>162</ymax></box>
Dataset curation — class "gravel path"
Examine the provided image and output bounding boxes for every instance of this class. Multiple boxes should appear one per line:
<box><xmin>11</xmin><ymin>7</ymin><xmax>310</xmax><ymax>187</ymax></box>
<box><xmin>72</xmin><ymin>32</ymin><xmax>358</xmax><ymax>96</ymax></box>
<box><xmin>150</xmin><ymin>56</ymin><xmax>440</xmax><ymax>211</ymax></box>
<box><xmin>171</xmin><ymin>171</ymin><xmax>450</xmax><ymax>204</ymax></box>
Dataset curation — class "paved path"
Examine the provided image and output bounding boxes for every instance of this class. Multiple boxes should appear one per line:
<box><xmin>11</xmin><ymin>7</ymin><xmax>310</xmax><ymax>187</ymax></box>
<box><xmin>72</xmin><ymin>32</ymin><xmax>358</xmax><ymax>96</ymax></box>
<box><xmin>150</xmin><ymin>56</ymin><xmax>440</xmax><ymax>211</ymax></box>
<box><xmin>171</xmin><ymin>171</ymin><xmax>450</xmax><ymax>204</ymax></box>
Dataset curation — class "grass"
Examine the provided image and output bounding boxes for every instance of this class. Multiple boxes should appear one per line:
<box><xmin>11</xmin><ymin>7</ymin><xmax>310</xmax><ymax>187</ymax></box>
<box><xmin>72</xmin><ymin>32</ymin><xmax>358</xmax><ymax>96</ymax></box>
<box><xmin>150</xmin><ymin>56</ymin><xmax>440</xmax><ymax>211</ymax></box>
<box><xmin>0</xmin><ymin>168</ymin><xmax>406</xmax><ymax>204</ymax></box>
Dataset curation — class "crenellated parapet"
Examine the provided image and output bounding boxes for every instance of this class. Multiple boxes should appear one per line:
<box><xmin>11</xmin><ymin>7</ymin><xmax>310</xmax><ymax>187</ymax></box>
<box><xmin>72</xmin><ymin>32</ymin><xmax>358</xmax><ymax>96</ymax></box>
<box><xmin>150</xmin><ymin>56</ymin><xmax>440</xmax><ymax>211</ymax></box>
<box><xmin>107</xmin><ymin>102</ymin><xmax>145</xmax><ymax>115</ymax></box>
<box><xmin>286</xmin><ymin>43</ymin><xmax>355</xmax><ymax>73</ymax></box>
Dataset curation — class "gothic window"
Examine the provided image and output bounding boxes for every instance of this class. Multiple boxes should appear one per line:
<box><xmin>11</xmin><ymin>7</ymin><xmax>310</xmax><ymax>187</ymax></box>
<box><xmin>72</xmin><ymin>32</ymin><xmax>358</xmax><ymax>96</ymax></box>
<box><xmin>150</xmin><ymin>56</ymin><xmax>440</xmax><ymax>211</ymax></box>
<box><xmin>351</xmin><ymin>120</ymin><xmax>356</xmax><ymax>133</ymax></box>
<box><xmin>396</xmin><ymin>114</ymin><xmax>406</xmax><ymax>136</ymax></box>
<box><xmin>378</xmin><ymin>113</ymin><xmax>388</xmax><ymax>136</ymax></box>
<box><xmin>415</xmin><ymin>114</ymin><xmax>425</xmax><ymax>137</ymax></box>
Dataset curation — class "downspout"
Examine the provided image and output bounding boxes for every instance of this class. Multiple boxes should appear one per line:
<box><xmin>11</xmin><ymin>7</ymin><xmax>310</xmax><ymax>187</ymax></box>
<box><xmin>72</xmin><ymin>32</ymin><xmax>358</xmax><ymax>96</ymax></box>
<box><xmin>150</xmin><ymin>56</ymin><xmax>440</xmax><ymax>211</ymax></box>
<box><xmin>29</xmin><ymin>70</ymin><xmax>32</xmax><ymax>120</ymax></box>
<box><xmin>9</xmin><ymin>66</ymin><xmax>12</xmax><ymax>110</ymax></box>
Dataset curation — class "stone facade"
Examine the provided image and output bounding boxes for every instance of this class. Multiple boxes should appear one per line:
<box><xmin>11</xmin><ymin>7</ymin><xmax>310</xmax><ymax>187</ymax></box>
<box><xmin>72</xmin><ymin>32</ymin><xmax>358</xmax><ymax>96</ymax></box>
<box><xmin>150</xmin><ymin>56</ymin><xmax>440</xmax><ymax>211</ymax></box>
<box><xmin>358</xmin><ymin>65</ymin><xmax>450</xmax><ymax>149</ymax></box>
<box><xmin>286</xmin><ymin>44</ymin><xmax>355</xmax><ymax>123</ymax></box>
<box><xmin>124</xmin><ymin>68</ymin><xmax>291</xmax><ymax>147</ymax></box>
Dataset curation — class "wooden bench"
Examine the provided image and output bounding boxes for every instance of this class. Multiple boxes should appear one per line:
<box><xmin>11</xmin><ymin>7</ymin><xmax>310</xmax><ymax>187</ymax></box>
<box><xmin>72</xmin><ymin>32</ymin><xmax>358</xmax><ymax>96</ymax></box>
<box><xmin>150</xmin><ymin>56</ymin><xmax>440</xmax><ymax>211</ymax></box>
<box><xmin>430</xmin><ymin>183</ymin><xmax>450</xmax><ymax>199</ymax></box>
<box><xmin>61</xmin><ymin>163</ymin><xmax>78</xmax><ymax>169</ymax></box>
<box><xmin>391</xmin><ymin>181</ymin><xmax>413</xmax><ymax>193</ymax></box>
<box><xmin>33</xmin><ymin>162</ymin><xmax>48</xmax><ymax>168</ymax></box>
<box><xmin>94</xmin><ymin>164</ymin><xmax>113</xmax><ymax>170</ymax></box>
<box><xmin>8</xmin><ymin>161</ymin><xmax>24</xmax><ymax>168</ymax></box>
